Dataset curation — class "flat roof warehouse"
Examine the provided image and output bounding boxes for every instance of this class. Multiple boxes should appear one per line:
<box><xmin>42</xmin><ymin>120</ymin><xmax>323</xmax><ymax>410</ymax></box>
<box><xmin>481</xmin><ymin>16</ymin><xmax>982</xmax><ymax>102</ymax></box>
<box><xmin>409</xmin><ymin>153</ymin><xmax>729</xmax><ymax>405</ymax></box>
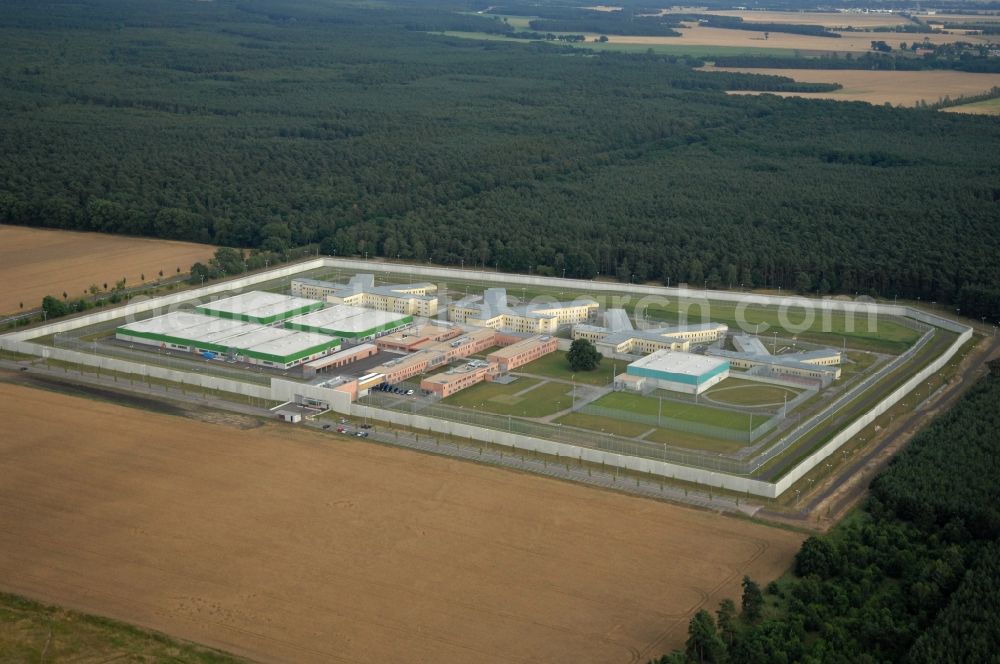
<box><xmin>116</xmin><ymin>309</ymin><xmax>342</xmax><ymax>369</ymax></box>
<box><xmin>196</xmin><ymin>291</ymin><xmax>324</xmax><ymax>324</ymax></box>
<box><xmin>284</xmin><ymin>304</ymin><xmax>412</xmax><ymax>339</ymax></box>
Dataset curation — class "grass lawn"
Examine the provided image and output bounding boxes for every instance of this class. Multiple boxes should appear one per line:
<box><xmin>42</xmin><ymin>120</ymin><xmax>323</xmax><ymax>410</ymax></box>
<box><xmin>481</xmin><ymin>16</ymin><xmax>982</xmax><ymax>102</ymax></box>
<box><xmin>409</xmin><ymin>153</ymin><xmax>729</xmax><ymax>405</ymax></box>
<box><xmin>516</xmin><ymin>351</ymin><xmax>615</xmax><ymax>386</ymax></box>
<box><xmin>643</xmin><ymin>427</ymin><xmax>747</xmax><ymax>454</ymax></box>
<box><xmin>703</xmin><ymin>378</ymin><xmax>802</xmax><ymax>407</ymax></box>
<box><xmin>444</xmin><ymin>378</ymin><xmax>574</xmax><ymax>417</ymax></box>
<box><xmin>840</xmin><ymin>349</ymin><xmax>881</xmax><ymax>378</ymax></box>
<box><xmin>592</xmin><ymin>392</ymin><xmax>757</xmax><ymax>431</ymax></box>
<box><xmin>468</xmin><ymin>345</ymin><xmax>502</xmax><ymax>359</ymax></box>
<box><xmin>0</xmin><ymin>591</ymin><xmax>244</xmax><ymax>663</ymax></box>
<box><xmin>638</xmin><ymin>300</ymin><xmax>920</xmax><ymax>354</ymax></box>
<box><xmin>555</xmin><ymin>412</ymin><xmax>747</xmax><ymax>454</ymax></box>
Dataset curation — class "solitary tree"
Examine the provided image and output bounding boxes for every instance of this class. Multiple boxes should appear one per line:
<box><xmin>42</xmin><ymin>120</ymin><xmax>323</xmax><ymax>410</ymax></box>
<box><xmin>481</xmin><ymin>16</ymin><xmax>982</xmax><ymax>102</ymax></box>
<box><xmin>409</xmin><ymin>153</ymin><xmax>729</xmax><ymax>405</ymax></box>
<box><xmin>741</xmin><ymin>576</ymin><xmax>765</xmax><ymax>623</ymax></box>
<box><xmin>567</xmin><ymin>338</ymin><xmax>602</xmax><ymax>372</ymax></box>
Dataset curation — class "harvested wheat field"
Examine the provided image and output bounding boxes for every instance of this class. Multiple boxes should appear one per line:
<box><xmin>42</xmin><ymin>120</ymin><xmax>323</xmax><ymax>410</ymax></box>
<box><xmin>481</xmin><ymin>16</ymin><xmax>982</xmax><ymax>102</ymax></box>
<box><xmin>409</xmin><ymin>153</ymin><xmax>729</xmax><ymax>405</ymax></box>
<box><xmin>714</xmin><ymin>67</ymin><xmax>1000</xmax><ymax>106</ymax></box>
<box><xmin>0</xmin><ymin>380</ymin><xmax>803</xmax><ymax>664</ymax></box>
<box><xmin>662</xmin><ymin>9</ymin><xmax>912</xmax><ymax>28</ymax></box>
<box><xmin>0</xmin><ymin>225</ymin><xmax>215</xmax><ymax>314</ymax></box>
<box><xmin>609</xmin><ymin>26</ymin><xmax>996</xmax><ymax>53</ymax></box>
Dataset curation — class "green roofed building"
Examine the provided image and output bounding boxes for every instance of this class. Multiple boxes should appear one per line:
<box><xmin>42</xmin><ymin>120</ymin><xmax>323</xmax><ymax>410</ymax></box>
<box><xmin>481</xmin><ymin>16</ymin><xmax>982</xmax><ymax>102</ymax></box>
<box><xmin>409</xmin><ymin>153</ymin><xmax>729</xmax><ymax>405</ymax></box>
<box><xmin>195</xmin><ymin>290</ymin><xmax>323</xmax><ymax>325</ymax></box>
<box><xmin>284</xmin><ymin>304</ymin><xmax>412</xmax><ymax>342</ymax></box>
<box><xmin>116</xmin><ymin>310</ymin><xmax>341</xmax><ymax>369</ymax></box>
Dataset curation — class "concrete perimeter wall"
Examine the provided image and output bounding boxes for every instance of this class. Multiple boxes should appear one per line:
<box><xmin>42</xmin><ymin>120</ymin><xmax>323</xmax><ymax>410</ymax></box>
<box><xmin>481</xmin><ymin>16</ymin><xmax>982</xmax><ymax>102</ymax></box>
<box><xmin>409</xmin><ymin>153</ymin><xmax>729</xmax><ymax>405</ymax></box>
<box><xmin>0</xmin><ymin>258</ymin><xmax>326</xmax><ymax>344</ymax></box>
<box><xmin>0</xmin><ymin>257</ymin><xmax>975</xmax><ymax>498</ymax></box>
<box><xmin>348</xmin><ymin>402</ymin><xmax>778</xmax><ymax>496</ymax></box>
<box><xmin>770</xmin><ymin>326</ymin><xmax>972</xmax><ymax>495</ymax></box>
<box><xmin>18</xmin><ymin>342</ymin><xmax>273</xmax><ymax>399</ymax></box>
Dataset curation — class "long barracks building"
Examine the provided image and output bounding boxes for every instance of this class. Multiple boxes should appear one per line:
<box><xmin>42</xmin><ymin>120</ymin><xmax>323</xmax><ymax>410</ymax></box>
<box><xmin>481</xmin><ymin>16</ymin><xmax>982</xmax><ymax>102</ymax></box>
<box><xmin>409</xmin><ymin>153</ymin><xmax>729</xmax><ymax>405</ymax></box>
<box><xmin>291</xmin><ymin>275</ymin><xmax>439</xmax><ymax>317</ymax></box>
<box><xmin>448</xmin><ymin>288</ymin><xmax>598</xmax><ymax>334</ymax></box>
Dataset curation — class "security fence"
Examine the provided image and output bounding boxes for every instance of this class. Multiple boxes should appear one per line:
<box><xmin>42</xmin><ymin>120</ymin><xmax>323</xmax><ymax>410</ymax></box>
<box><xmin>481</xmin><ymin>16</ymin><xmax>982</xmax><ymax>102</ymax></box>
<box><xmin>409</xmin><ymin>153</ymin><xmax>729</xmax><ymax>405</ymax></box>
<box><xmin>364</xmin><ymin>390</ymin><xmax>752</xmax><ymax>473</ymax></box>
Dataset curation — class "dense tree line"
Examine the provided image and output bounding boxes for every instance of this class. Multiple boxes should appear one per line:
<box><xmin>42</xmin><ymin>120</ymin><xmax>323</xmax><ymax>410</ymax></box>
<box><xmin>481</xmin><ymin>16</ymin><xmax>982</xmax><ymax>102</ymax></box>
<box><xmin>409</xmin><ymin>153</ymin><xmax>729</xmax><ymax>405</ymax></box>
<box><xmin>712</xmin><ymin>49</ymin><xmax>1000</xmax><ymax>73</ymax></box>
<box><xmin>527</xmin><ymin>16</ymin><xmax>681</xmax><ymax>37</ymax></box>
<box><xmin>652</xmin><ymin>372</ymin><xmax>1000</xmax><ymax>663</ymax></box>
<box><xmin>0</xmin><ymin>0</ymin><xmax>998</xmax><ymax>310</ymax></box>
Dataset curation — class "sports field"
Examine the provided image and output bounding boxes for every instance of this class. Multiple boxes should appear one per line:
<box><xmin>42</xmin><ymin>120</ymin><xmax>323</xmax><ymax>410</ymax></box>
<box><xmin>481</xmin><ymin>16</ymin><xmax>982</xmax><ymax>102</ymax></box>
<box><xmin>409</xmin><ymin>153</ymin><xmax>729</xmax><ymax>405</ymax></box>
<box><xmin>0</xmin><ymin>380</ymin><xmax>803</xmax><ymax>663</ymax></box>
<box><xmin>0</xmin><ymin>225</ymin><xmax>215</xmax><ymax>315</ymax></box>
<box><xmin>718</xmin><ymin>68</ymin><xmax>1000</xmax><ymax>107</ymax></box>
<box><xmin>556</xmin><ymin>411</ymin><xmax>748</xmax><ymax>454</ymax></box>
<box><xmin>590</xmin><ymin>392</ymin><xmax>757</xmax><ymax>431</ymax></box>
<box><xmin>703</xmin><ymin>378</ymin><xmax>802</xmax><ymax>407</ymax></box>
<box><xmin>441</xmin><ymin>377</ymin><xmax>575</xmax><ymax>417</ymax></box>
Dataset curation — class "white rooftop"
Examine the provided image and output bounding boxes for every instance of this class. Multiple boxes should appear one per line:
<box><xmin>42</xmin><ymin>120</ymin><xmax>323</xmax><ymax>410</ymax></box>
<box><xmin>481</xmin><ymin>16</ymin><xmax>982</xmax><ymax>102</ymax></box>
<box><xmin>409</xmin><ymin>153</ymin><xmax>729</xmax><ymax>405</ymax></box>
<box><xmin>120</xmin><ymin>311</ymin><xmax>255</xmax><ymax>340</ymax></box>
<box><xmin>244</xmin><ymin>330</ymin><xmax>335</xmax><ymax>356</ymax></box>
<box><xmin>199</xmin><ymin>291</ymin><xmax>320</xmax><ymax>318</ymax></box>
<box><xmin>287</xmin><ymin>304</ymin><xmax>408</xmax><ymax>333</ymax></box>
<box><xmin>628</xmin><ymin>349</ymin><xmax>728</xmax><ymax>377</ymax></box>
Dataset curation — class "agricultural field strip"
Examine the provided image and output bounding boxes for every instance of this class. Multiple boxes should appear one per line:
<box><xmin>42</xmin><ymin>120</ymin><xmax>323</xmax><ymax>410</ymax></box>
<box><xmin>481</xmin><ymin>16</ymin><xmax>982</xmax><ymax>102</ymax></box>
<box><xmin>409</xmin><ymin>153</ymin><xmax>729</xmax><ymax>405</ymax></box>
<box><xmin>0</xmin><ymin>381</ymin><xmax>805</xmax><ymax>661</ymax></box>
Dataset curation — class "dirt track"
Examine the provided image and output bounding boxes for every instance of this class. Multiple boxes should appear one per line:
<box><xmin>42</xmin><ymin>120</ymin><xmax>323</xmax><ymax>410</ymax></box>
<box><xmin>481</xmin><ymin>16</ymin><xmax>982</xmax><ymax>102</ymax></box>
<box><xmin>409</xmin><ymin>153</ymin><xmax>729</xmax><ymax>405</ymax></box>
<box><xmin>0</xmin><ymin>225</ymin><xmax>214</xmax><ymax>314</ymax></box>
<box><xmin>0</xmin><ymin>382</ymin><xmax>802</xmax><ymax>663</ymax></box>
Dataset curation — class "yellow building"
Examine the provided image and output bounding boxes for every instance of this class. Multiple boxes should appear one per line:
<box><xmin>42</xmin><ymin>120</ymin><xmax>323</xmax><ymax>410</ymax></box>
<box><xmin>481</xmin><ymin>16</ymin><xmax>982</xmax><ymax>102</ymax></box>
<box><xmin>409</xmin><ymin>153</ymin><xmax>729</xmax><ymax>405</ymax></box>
<box><xmin>291</xmin><ymin>275</ymin><xmax>439</xmax><ymax>317</ymax></box>
<box><xmin>572</xmin><ymin>322</ymin><xmax>726</xmax><ymax>356</ymax></box>
<box><xmin>448</xmin><ymin>288</ymin><xmax>597</xmax><ymax>334</ymax></box>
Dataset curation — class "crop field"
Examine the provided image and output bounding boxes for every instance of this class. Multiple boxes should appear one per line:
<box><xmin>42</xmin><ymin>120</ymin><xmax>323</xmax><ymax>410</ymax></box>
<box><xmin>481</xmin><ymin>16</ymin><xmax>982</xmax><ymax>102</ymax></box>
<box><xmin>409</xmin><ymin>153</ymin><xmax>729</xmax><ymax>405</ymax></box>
<box><xmin>588</xmin><ymin>26</ymin><xmax>997</xmax><ymax>54</ymax></box>
<box><xmin>0</xmin><ymin>381</ymin><xmax>804</xmax><ymax>663</ymax></box>
<box><xmin>590</xmin><ymin>392</ymin><xmax>757</xmax><ymax>431</ymax></box>
<box><xmin>516</xmin><ymin>351</ymin><xmax>616</xmax><ymax>386</ymax></box>
<box><xmin>666</xmin><ymin>9</ymin><xmax>912</xmax><ymax>28</ymax></box>
<box><xmin>942</xmin><ymin>97</ymin><xmax>1000</xmax><ymax>116</ymax></box>
<box><xmin>0</xmin><ymin>225</ymin><xmax>215</xmax><ymax>315</ymax></box>
<box><xmin>703</xmin><ymin>378</ymin><xmax>803</xmax><ymax>407</ymax></box>
<box><xmin>718</xmin><ymin>68</ymin><xmax>1000</xmax><ymax>107</ymax></box>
